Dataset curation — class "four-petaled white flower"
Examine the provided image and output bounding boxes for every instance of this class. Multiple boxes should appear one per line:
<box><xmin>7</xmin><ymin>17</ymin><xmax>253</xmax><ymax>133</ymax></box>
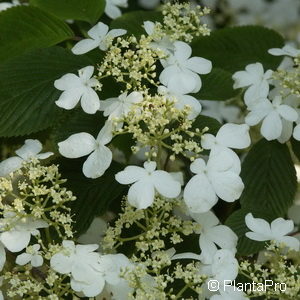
<box><xmin>0</xmin><ymin>214</ymin><xmax>48</xmax><ymax>253</ymax></box>
<box><xmin>105</xmin><ymin>0</ymin><xmax>128</xmax><ymax>19</ymax></box>
<box><xmin>159</xmin><ymin>41</ymin><xmax>212</xmax><ymax>94</ymax></box>
<box><xmin>58</xmin><ymin>122</ymin><xmax>113</xmax><ymax>178</ymax></box>
<box><xmin>183</xmin><ymin>151</ymin><xmax>244</xmax><ymax>213</ymax></box>
<box><xmin>16</xmin><ymin>244</ymin><xmax>43</xmax><ymax>267</ymax></box>
<box><xmin>245</xmin><ymin>213</ymin><xmax>300</xmax><ymax>251</ymax></box>
<box><xmin>158</xmin><ymin>85</ymin><xmax>202</xmax><ymax>120</ymax></box>
<box><xmin>191</xmin><ymin>211</ymin><xmax>238</xmax><ymax>264</ymax></box>
<box><xmin>232</xmin><ymin>63</ymin><xmax>273</xmax><ymax>106</ymax></box>
<box><xmin>51</xmin><ymin>240</ymin><xmax>104</xmax><ymax>297</ymax></box>
<box><xmin>54</xmin><ymin>66</ymin><xmax>101</xmax><ymax>114</ymax></box>
<box><xmin>100</xmin><ymin>91</ymin><xmax>143</xmax><ymax>121</ymax></box>
<box><xmin>72</xmin><ymin>22</ymin><xmax>126</xmax><ymax>54</ymax></box>
<box><xmin>0</xmin><ymin>139</ymin><xmax>53</xmax><ymax>177</ymax></box>
<box><xmin>115</xmin><ymin>161</ymin><xmax>181</xmax><ymax>209</ymax></box>
<box><xmin>268</xmin><ymin>45</ymin><xmax>300</xmax><ymax>58</ymax></box>
<box><xmin>245</xmin><ymin>96</ymin><xmax>298</xmax><ymax>141</ymax></box>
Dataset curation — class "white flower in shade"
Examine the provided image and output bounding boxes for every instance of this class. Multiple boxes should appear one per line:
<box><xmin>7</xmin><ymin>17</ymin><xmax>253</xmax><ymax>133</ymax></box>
<box><xmin>0</xmin><ymin>139</ymin><xmax>53</xmax><ymax>177</ymax></box>
<box><xmin>268</xmin><ymin>45</ymin><xmax>300</xmax><ymax>58</ymax></box>
<box><xmin>232</xmin><ymin>63</ymin><xmax>272</xmax><ymax>106</ymax></box>
<box><xmin>210</xmin><ymin>285</ymin><xmax>248</xmax><ymax>300</ymax></box>
<box><xmin>201</xmin><ymin>100</ymin><xmax>241</xmax><ymax>123</ymax></box>
<box><xmin>16</xmin><ymin>244</ymin><xmax>43</xmax><ymax>267</ymax></box>
<box><xmin>245</xmin><ymin>96</ymin><xmax>298</xmax><ymax>141</ymax></box>
<box><xmin>0</xmin><ymin>215</ymin><xmax>48</xmax><ymax>253</ymax></box>
<box><xmin>245</xmin><ymin>213</ymin><xmax>300</xmax><ymax>251</ymax></box>
<box><xmin>72</xmin><ymin>22</ymin><xmax>126</xmax><ymax>54</ymax></box>
<box><xmin>158</xmin><ymin>85</ymin><xmax>201</xmax><ymax>120</ymax></box>
<box><xmin>115</xmin><ymin>161</ymin><xmax>181</xmax><ymax>209</ymax></box>
<box><xmin>201</xmin><ymin>123</ymin><xmax>251</xmax><ymax>160</ymax></box>
<box><xmin>105</xmin><ymin>0</ymin><xmax>128</xmax><ymax>19</ymax></box>
<box><xmin>54</xmin><ymin>66</ymin><xmax>101</xmax><ymax>114</ymax></box>
<box><xmin>139</xmin><ymin>0</ymin><xmax>160</xmax><ymax>9</ymax></box>
<box><xmin>143</xmin><ymin>21</ymin><xmax>174</xmax><ymax>55</ymax></box>
<box><xmin>0</xmin><ymin>243</ymin><xmax>5</xmax><ymax>271</ymax></box>
<box><xmin>159</xmin><ymin>41</ymin><xmax>212</xmax><ymax>94</ymax></box>
<box><xmin>191</xmin><ymin>211</ymin><xmax>238</xmax><ymax>264</ymax></box>
<box><xmin>100</xmin><ymin>91</ymin><xmax>143</xmax><ymax>120</ymax></box>
<box><xmin>183</xmin><ymin>151</ymin><xmax>244</xmax><ymax>213</ymax></box>
<box><xmin>51</xmin><ymin>241</ymin><xmax>104</xmax><ymax>297</ymax></box>
<box><xmin>58</xmin><ymin>122</ymin><xmax>113</xmax><ymax>179</ymax></box>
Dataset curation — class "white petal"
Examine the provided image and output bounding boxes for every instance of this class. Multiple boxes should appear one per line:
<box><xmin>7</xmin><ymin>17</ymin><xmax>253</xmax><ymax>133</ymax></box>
<box><xmin>143</xmin><ymin>161</ymin><xmax>156</xmax><ymax>173</ymax></box>
<box><xmin>72</xmin><ymin>39</ymin><xmax>99</xmax><ymax>55</ymax></box>
<box><xmin>15</xmin><ymin>139</ymin><xmax>42</xmax><ymax>160</ymax></box>
<box><xmin>0</xmin><ymin>156</ymin><xmax>23</xmax><ymax>177</ymax></box>
<box><xmin>277</xmin><ymin>236</ymin><xmax>300</xmax><ymax>251</ymax></box>
<box><xmin>277</xmin><ymin>105</ymin><xmax>298</xmax><ymax>122</ymax></box>
<box><xmin>80</xmin><ymin>88</ymin><xmax>100</xmax><ymax>114</ymax></box>
<box><xmin>261</xmin><ymin>111</ymin><xmax>282</xmax><ymax>140</ymax></box>
<box><xmin>189</xmin><ymin>158</ymin><xmax>206</xmax><ymax>174</ymax></box>
<box><xmin>83</xmin><ymin>145</ymin><xmax>112</xmax><ymax>178</ymax></box>
<box><xmin>115</xmin><ymin>166</ymin><xmax>147</xmax><ymax>184</ymax></box>
<box><xmin>127</xmin><ymin>179</ymin><xmax>155</xmax><ymax>209</ymax></box>
<box><xmin>183</xmin><ymin>174</ymin><xmax>218</xmax><ymax>213</ymax></box>
<box><xmin>108</xmin><ymin>29</ymin><xmax>127</xmax><ymax>38</ymax></box>
<box><xmin>185</xmin><ymin>57</ymin><xmax>212</xmax><ymax>74</ymax></box>
<box><xmin>54</xmin><ymin>73</ymin><xmax>81</xmax><ymax>91</ymax></box>
<box><xmin>16</xmin><ymin>253</ymin><xmax>31</xmax><ymax>265</ymax></box>
<box><xmin>36</xmin><ymin>152</ymin><xmax>54</xmax><ymax>160</ymax></box>
<box><xmin>172</xmin><ymin>252</ymin><xmax>201</xmax><ymax>261</ymax></box>
<box><xmin>96</xmin><ymin>121</ymin><xmax>113</xmax><ymax>145</ymax></box>
<box><xmin>0</xmin><ymin>243</ymin><xmax>5</xmax><ymax>271</ymax></box>
<box><xmin>58</xmin><ymin>133</ymin><xmax>96</xmax><ymax>158</ymax></box>
<box><xmin>88</xmin><ymin>22</ymin><xmax>109</xmax><ymax>40</ymax></box>
<box><xmin>211</xmin><ymin>171</ymin><xmax>244</xmax><ymax>202</ymax></box>
<box><xmin>199</xmin><ymin>233</ymin><xmax>218</xmax><ymax>264</ymax></box>
<box><xmin>0</xmin><ymin>231</ymin><xmax>31</xmax><ymax>252</ymax></box>
<box><xmin>143</xmin><ymin>21</ymin><xmax>155</xmax><ymax>35</ymax></box>
<box><xmin>216</xmin><ymin>124</ymin><xmax>251</xmax><ymax>149</ymax></box>
<box><xmin>50</xmin><ymin>253</ymin><xmax>74</xmax><ymax>274</ymax></box>
<box><xmin>152</xmin><ymin>171</ymin><xmax>181</xmax><ymax>198</ymax></box>
<box><xmin>105</xmin><ymin>3</ymin><xmax>122</xmax><ymax>19</ymax></box>
<box><xmin>174</xmin><ymin>41</ymin><xmax>192</xmax><ymax>61</ymax></box>
<box><xmin>201</xmin><ymin>134</ymin><xmax>217</xmax><ymax>150</ymax></box>
<box><xmin>55</xmin><ymin>89</ymin><xmax>82</xmax><ymax>110</ymax></box>
<box><xmin>191</xmin><ymin>211</ymin><xmax>219</xmax><ymax>229</ymax></box>
<box><xmin>175</xmin><ymin>94</ymin><xmax>202</xmax><ymax>120</ymax></box>
<box><xmin>277</xmin><ymin>119</ymin><xmax>293</xmax><ymax>143</ymax></box>
<box><xmin>270</xmin><ymin>218</ymin><xmax>294</xmax><ymax>237</ymax></box>
<box><xmin>206</xmin><ymin>225</ymin><xmax>238</xmax><ymax>250</ymax></box>
<box><xmin>245</xmin><ymin>213</ymin><xmax>272</xmax><ymax>240</ymax></box>
<box><xmin>31</xmin><ymin>254</ymin><xmax>43</xmax><ymax>267</ymax></box>
<box><xmin>78</xmin><ymin>66</ymin><xmax>94</xmax><ymax>82</ymax></box>
<box><xmin>293</xmin><ymin>124</ymin><xmax>300</xmax><ymax>141</ymax></box>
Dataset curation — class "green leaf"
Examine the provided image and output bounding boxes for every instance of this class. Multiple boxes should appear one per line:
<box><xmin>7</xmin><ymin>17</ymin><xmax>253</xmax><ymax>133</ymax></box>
<box><xmin>192</xmin><ymin>115</ymin><xmax>221</xmax><ymax>135</ymax></box>
<box><xmin>30</xmin><ymin>0</ymin><xmax>106</xmax><ymax>24</ymax></box>
<box><xmin>0</xmin><ymin>47</ymin><xmax>93</xmax><ymax>137</ymax></box>
<box><xmin>58</xmin><ymin>157</ymin><xmax>126</xmax><ymax>234</ymax></box>
<box><xmin>240</xmin><ymin>139</ymin><xmax>297</xmax><ymax>217</ymax></box>
<box><xmin>0</xmin><ymin>6</ymin><xmax>74</xmax><ymax>63</ymax></box>
<box><xmin>191</xmin><ymin>26</ymin><xmax>284</xmax><ymax>73</ymax></box>
<box><xmin>195</xmin><ymin>68</ymin><xmax>240</xmax><ymax>100</ymax></box>
<box><xmin>290</xmin><ymin>138</ymin><xmax>300</xmax><ymax>162</ymax></box>
<box><xmin>225</xmin><ymin>207</ymin><xmax>274</xmax><ymax>255</ymax></box>
<box><xmin>110</xmin><ymin>11</ymin><xmax>163</xmax><ymax>37</ymax></box>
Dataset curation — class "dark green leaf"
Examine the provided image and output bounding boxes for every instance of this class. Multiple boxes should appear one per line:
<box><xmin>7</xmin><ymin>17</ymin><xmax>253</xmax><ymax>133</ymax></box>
<box><xmin>191</xmin><ymin>26</ymin><xmax>284</xmax><ymax>73</ymax></box>
<box><xmin>110</xmin><ymin>11</ymin><xmax>163</xmax><ymax>37</ymax></box>
<box><xmin>0</xmin><ymin>6</ymin><xmax>74</xmax><ymax>62</ymax></box>
<box><xmin>240</xmin><ymin>139</ymin><xmax>297</xmax><ymax>217</ymax></box>
<box><xmin>192</xmin><ymin>115</ymin><xmax>221</xmax><ymax>135</ymax></box>
<box><xmin>225</xmin><ymin>207</ymin><xmax>274</xmax><ymax>255</ymax></box>
<box><xmin>30</xmin><ymin>0</ymin><xmax>106</xmax><ymax>24</ymax></box>
<box><xmin>195</xmin><ymin>68</ymin><xmax>240</xmax><ymax>100</ymax></box>
<box><xmin>290</xmin><ymin>138</ymin><xmax>300</xmax><ymax>162</ymax></box>
<box><xmin>0</xmin><ymin>47</ymin><xmax>93</xmax><ymax>137</ymax></box>
<box><xmin>58</xmin><ymin>157</ymin><xmax>126</xmax><ymax>234</ymax></box>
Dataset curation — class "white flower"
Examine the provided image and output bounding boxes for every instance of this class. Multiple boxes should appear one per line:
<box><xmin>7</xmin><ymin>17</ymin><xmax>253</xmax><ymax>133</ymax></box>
<box><xmin>51</xmin><ymin>240</ymin><xmax>104</xmax><ymax>297</ymax></box>
<box><xmin>245</xmin><ymin>213</ymin><xmax>300</xmax><ymax>251</ymax></box>
<box><xmin>72</xmin><ymin>22</ymin><xmax>126</xmax><ymax>54</ymax></box>
<box><xmin>158</xmin><ymin>85</ymin><xmax>202</xmax><ymax>120</ymax></box>
<box><xmin>54</xmin><ymin>66</ymin><xmax>101</xmax><ymax>114</ymax></box>
<box><xmin>105</xmin><ymin>0</ymin><xmax>128</xmax><ymax>19</ymax></box>
<box><xmin>232</xmin><ymin>63</ymin><xmax>273</xmax><ymax>107</ymax></box>
<box><xmin>245</xmin><ymin>96</ymin><xmax>298</xmax><ymax>141</ymax></box>
<box><xmin>143</xmin><ymin>21</ymin><xmax>174</xmax><ymax>55</ymax></box>
<box><xmin>183</xmin><ymin>151</ymin><xmax>244</xmax><ymax>213</ymax></box>
<box><xmin>268</xmin><ymin>45</ymin><xmax>300</xmax><ymax>58</ymax></box>
<box><xmin>191</xmin><ymin>211</ymin><xmax>238</xmax><ymax>264</ymax></box>
<box><xmin>0</xmin><ymin>215</ymin><xmax>48</xmax><ymax>252</ymax></box>
<box><xmin>201</xmin><ymin>100</ymin><xmax>241</xmax><ymax>123</ymax></box>
<box><xmin>0</xmin><ymin>139</ymin><xmax>53</xmax><ymax>177</ymax></box>
<box><xmin>115</xmin><ymin>161</ymin><xmax>181</xmax><ymax>209</ymax></box>
<box><xmin>0</xmin><ymin>0</ymin><xmax>20</xmax><ymax>11</ymax></box>
<box><xmin>16</xmin><ymin>244</ymin><xmax>43</xmax><ymax>267</ymax></box>
<box><xmin>58</xmin><ymin>122</ymin><xmax>113</xmax><ymax>178</ymax></box>
<box><xmin>0</xmin><ymin>243</ymin><xmax>5</xmax><ymax>271</ymax></box>
<box><xmin>159</xmin><ymin>41</ymin><xmax>212</xmax><ymax>94</ymax></box>
<box><xmin>100</xmin><ymin>91</ymin><xmax>143</xmax><ymax>121</ymax></box>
